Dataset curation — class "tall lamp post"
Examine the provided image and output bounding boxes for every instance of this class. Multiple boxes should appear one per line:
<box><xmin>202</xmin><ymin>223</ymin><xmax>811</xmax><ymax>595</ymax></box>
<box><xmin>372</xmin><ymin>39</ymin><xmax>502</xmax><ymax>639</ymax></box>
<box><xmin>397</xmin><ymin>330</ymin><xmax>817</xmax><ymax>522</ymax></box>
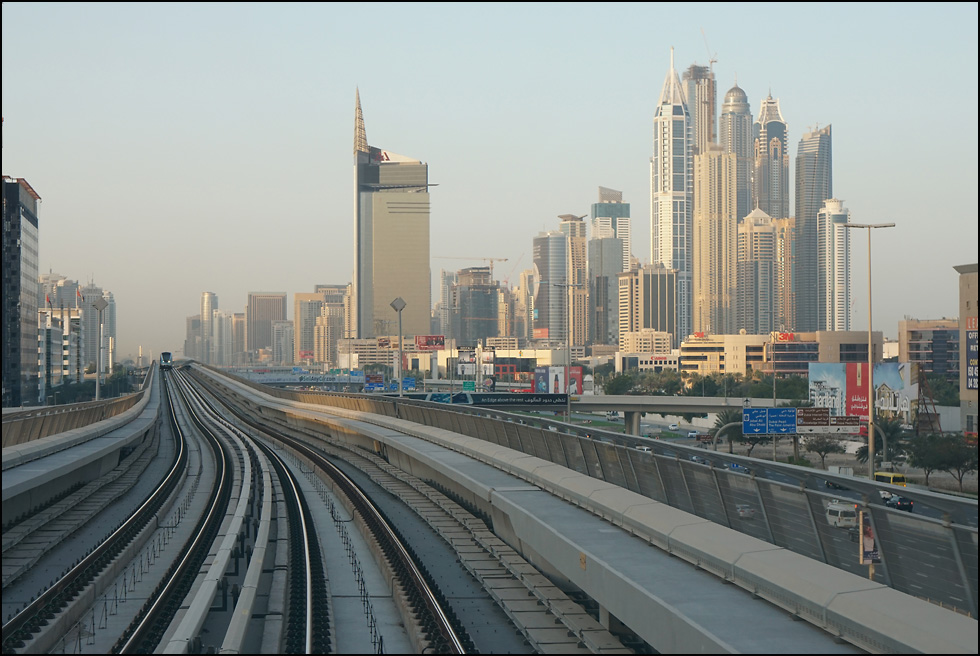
<box><xmin>551</xmin><ymin>281</ymin><xmax>581</xmax><ymax>424</ymax></box>
<box><xmin>390</xmin><ymin>297</ymin><xmax>406</xmax><ymax>397</ymax></box>
<box><xmin>843</xmin><ymin>222</ymin><xmax>895</xmax><ymax>480</ymax></box>
<box><xmin>93</xmin><ymin>297</ymin><xmax>108</xmax><ymax>401</ymax></box>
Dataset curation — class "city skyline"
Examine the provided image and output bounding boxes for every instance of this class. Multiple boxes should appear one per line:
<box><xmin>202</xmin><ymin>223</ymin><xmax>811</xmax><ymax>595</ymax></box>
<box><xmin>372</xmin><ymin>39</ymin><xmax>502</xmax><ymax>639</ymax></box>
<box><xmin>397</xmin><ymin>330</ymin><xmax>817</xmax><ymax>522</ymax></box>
<box><xmin>2</xmin><ymin>3</ymin><xmax>977</xmax><ymax>360</ymax></box>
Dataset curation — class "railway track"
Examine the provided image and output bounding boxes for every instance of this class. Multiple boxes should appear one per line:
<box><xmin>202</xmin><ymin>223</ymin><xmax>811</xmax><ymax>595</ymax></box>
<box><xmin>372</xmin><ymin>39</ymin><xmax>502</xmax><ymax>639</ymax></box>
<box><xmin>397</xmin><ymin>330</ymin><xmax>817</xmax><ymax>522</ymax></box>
<box><xmin>2</xmin><ymin>375</ymin><xmax>187</xmax><ymax>654</ymax></box>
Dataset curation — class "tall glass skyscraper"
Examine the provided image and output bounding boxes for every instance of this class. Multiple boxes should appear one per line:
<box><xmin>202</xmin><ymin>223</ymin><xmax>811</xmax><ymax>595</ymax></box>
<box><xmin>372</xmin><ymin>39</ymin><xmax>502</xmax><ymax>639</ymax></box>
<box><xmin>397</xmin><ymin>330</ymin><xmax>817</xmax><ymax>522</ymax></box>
<box><xmin>817</xmin><ymin>198</ymin><xmax>850</xmax><ymax>331</ymax></box>
<box><xmin>591</xmin><ymin>186</ymin><xmax>631</xmax><ymax>272</ymax></box>
<box><xmin>651</xmin><ymin>51</ymin><xmax>693</xmax><ymax>346</ymax></box>
<box><xmin>719</xmin><ymin>83</ymin><xmax>754</xmax><ymax>223</ymax></box>
<box><xmin>753</xmin><ymin>94</ymin><xmax>789</xmax><ymax>220</ymax></box>
<box><xmin>683</xmin><ymin>63</ymin><xmax>717</xmax><ymax>157</ymax></box>
<box><xmin>532</xmin><ymin>231</ymin><xmax>568</xmax><ymax>343</ymax></box>
<box><xmin>795</xmin><ymin>124</ymin><xmax>833</xmax><ymax>331</ymax></box>
<box><xmin>353</xmin><ymin>89</ymin><xmax>431</xmax><ymax>339</ymax></box>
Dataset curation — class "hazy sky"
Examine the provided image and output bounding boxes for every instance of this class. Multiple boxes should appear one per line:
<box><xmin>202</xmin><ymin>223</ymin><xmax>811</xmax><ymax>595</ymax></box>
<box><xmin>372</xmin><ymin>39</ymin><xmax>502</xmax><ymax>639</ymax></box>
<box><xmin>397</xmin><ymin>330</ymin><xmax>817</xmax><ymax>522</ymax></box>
<box><xmin>3</xmin><ymin>2</ymin><xmax>977</xmax><ymax>361</ymax></box>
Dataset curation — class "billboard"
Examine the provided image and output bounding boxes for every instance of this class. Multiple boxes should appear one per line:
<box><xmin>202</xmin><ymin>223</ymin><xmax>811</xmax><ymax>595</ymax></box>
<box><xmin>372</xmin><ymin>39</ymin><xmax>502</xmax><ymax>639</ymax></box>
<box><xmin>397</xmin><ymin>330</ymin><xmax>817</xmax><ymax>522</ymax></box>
<box><xmin>481</xmin><ymin>347</ymin><xmax>495</xmax><ymax>376</ymax></box>
<box><xmin>530</xmin><ymin>366</ymin><xmax>583</xmax><ymax>394</ymax></box>
<box><xmin>415</xmin><ymin>335</ymin><xmax>445</xmax><ymax>351</ymax></box>
<box><xmin>534</xmin><ymin>366</ymin><xmax>549</xmax><ymax>393</ymax></box>
<box><xmin>533</xmin><ymin>327</ymin><xmax>549</xmax><ymax>339</ymax></box>
<box><xmin>808</xmin><ymin>363</ymin><xmax>918</xmax><ymax>428</ymax></box>
<box><xmin>457</xmin><ymin>349</ymin><xmax>477</xmax><ymax>376</ymax></box>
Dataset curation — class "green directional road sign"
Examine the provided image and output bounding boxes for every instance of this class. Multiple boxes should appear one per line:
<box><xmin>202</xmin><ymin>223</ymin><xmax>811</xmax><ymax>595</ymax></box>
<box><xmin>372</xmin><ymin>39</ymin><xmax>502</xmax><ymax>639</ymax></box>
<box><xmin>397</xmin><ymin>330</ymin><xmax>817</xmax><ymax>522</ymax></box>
<box><xmin>462</xmin><ymin>381</ymin><xmax>476</xmax><ymax>391</ymax></box>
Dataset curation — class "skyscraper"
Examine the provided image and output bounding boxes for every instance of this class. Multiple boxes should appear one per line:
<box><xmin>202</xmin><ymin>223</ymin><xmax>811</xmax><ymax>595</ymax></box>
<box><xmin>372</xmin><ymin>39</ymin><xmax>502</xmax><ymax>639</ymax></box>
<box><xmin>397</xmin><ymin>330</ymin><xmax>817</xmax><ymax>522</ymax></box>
<box><xmin>651</xmin><ymin>50</ymin><xmax>693</xmax><ymax>346</ymax></box>
<box><xmin>2</xmin><ymin>177</ymin><xmax>40</xmax><ymax>407</ymax></box>
<box><xmin>453</xmin><ymin>266</ymin><xmax>499</xmax><ymax>346</ymax></box>
<box><xmin>201</xmin><ymin>292</ymin><xmax>218</xmax><ymax>365</ymax></box>
<box><xmin>352</xmin><ymin>89</ymin><xmax>431</xmax><ymax>339</ymax></box>
<box><xmin>588</xmin><ymin>236</ymin><xmax>624</xmax><ymax>346</ymax></box>
<box><xmin>752</xmin><ymin>94</ymin><xmax>789</xmax><ymax>220</ymax></box>
<box><xmin>719</xmin><ymin>82</ymin><xmax>754</xmax><ymax>223</ymax></box>
<box><xmin>773</xmin><ymin>217</ymin><xmax>797</xmax><ymax>331</ymax></box>
<box><xmin>558</xmin><ymin>214</ymin><xmax>588</xmax><ymax>347</ymax></box>
<box><xmin>246</xmin><ymin>292</ymin><xmax>287</xmax><ymax>355</ymax></box>
<box><xmin>532</xmin><ymin>231</ymin><xmax>567</xmax><ymax>342</ymax></box>
<box><xmin>294</xmin><ymin>291</ymin><xmax>326</xmax><ymax>364</ymax></box>
<box><xmin>683</xmin><ymin>63</ymin><xmax>717</xmax><ymax>157</ymax></box>
<box><xmin>737</xmin><ymin>208</ymin><xmax>777</xmax><ymax>335</ymax></box>
<box><xmin>693</xmin><ymin>144</ymin><xmax>737</xmax><ymax>335</ymax></box>
<box><xmin>817</xmin><ymin>198</ymin><xmax>850</xmax><ymax>331</ymax></box>
<box><xmin>795</xmin><ymin>125</ymin><xmax>833</xmax><ymax>331</ymax></box>
<box><xmin>591</xmin><ymin>187</ymin><xmax>631</xmax><ymax>273</ymax></box>
<box><xmin>617</xmin><ymin>264</ymin><xmax>677</xmax><ymax>346</ymax></box>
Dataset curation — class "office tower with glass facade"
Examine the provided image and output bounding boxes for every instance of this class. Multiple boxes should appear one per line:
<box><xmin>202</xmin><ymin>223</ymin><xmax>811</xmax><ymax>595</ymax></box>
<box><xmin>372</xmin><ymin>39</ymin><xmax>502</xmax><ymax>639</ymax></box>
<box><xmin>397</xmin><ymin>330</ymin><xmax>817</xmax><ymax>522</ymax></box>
<box><xmin>737</xmin><ymin>208</ymin><xmax>776</xmax><ymax>334</ymax></box>
<box><xmin>559</xmin><ymin>214</ymin><xmax>588</xmax><ymax>347</ymax></box>
<box><xmin>201</xmin><ymin>292</ymin><xmax>218</xmax><ymax>365</ymax></box>
<box><xmin>617</xmin><ymin>264</ymin><xmax>678</xmax><ymax>347</ymax></box>
<box><xmin>2</xmin><ymin>177</ymin><xmax>40</xmax><ymax>406</ymax></box>
<box><xmin>246</xmin><ymin>292</ymin><xmax>287</xmax><ymax>354</ymax></box>
<box><xmin>683</xmin><ymin>63</ymin><xmax>717</xmax><ymax>157</ymax></box>
<box><xmin>774</xmin><ymin>217</ymin><xmax>797</xmax><ymax>331</ymax></box>
<box><xmin>817</xmin><ymin>198</ymin><xmax>850</xmax><ymax>331</ymax></box>
<box><xmin>591</xmin><ymin>186</ymin><xmax>631</xmax><ymax>273</ymax></box>
<box><xmin>719</xmin><ymin>83</ymin><xmax>754</xmax><ymax>223</ymax></box>
<box><xmin>352</xmin><ymin>89</ymin><xmax>431</xmax><ymax>340</ymax></box>
<box><xmin>588</xmin><ymin>236</ymin><xmax>624</xmax><ymax>346</ymax></box>
<box><xmin>294</xmin><ymin>291</ymin><xmax>327</xmax><ymax>365</ymax></box>
<box><xmin>532</xmin><ymin>231</ymin><xmax>568</xmax><ymax>343</ymax></box>
<box><xmin>453</xmin><ymin>266</ymin><xmax>499</xmax><ymax>346</ymax></box>
<box><xmin>693</xmin><ymin>144</ymin><xmax>738</xmax><ymax>335</ymax></box>
<box><xmin>752</xmin><ymin>94</ymin><xmax>789</xmax><ymax>220</ymax></box>
<box><xmin>795</xmin><ymin>124</ymin><xmax>833</xmax><ymax>331</ymax></box>
<box><xmin>651</xmin><ymin>52</ymin><xmax>693</xmax><ymax>345</ymax></box>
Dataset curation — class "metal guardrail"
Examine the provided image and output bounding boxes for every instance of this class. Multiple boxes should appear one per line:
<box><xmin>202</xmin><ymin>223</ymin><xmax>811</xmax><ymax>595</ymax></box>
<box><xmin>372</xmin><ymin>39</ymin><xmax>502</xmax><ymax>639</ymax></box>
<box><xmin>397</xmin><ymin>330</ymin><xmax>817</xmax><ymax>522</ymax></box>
<box><xmin>208</xmin><ymin>368</ymin><xmax>979</xmax><ymax>619</ymax></box>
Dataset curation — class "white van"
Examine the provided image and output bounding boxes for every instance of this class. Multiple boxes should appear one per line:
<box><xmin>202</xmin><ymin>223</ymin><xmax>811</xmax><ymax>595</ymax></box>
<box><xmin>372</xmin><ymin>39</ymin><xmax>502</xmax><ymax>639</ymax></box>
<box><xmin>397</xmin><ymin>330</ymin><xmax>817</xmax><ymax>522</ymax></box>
<box><xmin>825</xmin><ymin>500</ymin><xmax>858</xmax><ymax>528</ymax></box>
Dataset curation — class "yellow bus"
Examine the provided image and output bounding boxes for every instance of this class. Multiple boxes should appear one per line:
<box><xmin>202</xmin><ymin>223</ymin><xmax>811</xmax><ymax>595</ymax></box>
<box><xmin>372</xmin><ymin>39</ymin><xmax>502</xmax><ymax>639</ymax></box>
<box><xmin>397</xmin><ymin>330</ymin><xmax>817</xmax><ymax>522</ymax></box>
<box><xmin>874</xmin><ymin>472</ymin><xmax>907</xmax><ymax>487</ymax></box>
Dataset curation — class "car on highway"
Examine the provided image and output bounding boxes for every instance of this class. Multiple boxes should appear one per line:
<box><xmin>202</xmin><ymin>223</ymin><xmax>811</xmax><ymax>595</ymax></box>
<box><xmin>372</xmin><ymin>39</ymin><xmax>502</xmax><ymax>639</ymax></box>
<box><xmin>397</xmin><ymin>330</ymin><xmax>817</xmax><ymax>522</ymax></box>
<box><xmin>668</xmin><ymin>423</ymin><xmax>679</xmax><ymax>431</ymax></box>
<box><xmin>729</xmin><ymin>462</ymin><xmax>752</xmax><ymax>474</ymax></box>
<box><xmin>688</xmin><ymin>430</ymin><xmax>699</xmax><ymax>438</ymax></box>
<box><xmin>736</xmin><ymin>504</ymin><xmax>756</xmax><ymax>519</ymax></box>
<box><xmin>690</xmin><ymin>455</ymin><xmax>708</xmax><ymax>465</ymax></box>
<box><xmin>635</xmin><ymin>445</ymin><xmax>652</xmax><ymax>454</ymax></box>
<box><xmin>885</xmin><ymin>495</ymin><xmax>914</xmax><ymax>512</ymax></box>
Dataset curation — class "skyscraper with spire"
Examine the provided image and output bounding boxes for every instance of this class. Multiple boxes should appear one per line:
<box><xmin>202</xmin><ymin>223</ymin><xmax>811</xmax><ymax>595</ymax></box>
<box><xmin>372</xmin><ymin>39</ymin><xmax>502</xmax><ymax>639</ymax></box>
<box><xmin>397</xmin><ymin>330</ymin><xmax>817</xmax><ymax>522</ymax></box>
<box><xmin>795</xmin><ymin>124</ymin><xmax>833</xmax><ymax>331</ymax></box>
<box><xmin>650</xmin><ymin>50</ymin><xmax>693</xmax><ymax>346</ymax></box>
<box><xmin>352</xmin><ymin>89</ymin><xmax>431</xmax><ymax>339</ymax></box>
<box><xmin>719</xmin><ymin>82</ymin><xmax>753</xmax><ymax>223</ymax></box>
<box><xmin>752</xmin><ymin>94</ymin><xmax>789</xmax><ymax>220</ymax></box>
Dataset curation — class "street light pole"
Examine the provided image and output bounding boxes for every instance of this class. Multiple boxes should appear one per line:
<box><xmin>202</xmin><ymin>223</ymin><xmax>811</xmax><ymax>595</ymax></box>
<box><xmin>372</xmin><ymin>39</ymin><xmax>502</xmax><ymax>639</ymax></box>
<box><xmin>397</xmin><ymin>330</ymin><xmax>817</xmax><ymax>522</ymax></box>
<box><xmin>843</xmin><ymin>222</ymin><xmax>895</xmax><ymax>480</ymax></box>
<box><xmin>390</xmin><ymin>297</ymin><xmax>406</xmax><ymax>397</ymax></box>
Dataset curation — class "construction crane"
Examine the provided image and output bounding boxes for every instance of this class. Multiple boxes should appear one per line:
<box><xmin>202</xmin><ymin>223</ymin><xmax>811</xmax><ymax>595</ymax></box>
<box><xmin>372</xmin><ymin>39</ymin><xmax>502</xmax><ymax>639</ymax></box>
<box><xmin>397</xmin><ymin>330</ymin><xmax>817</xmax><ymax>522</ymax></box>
<box><xmin>434</xmin><ymin>256</ymin><xmax>509</xmax><ymax>279</ymax></box>
<box><xmin>701</xmin><ymin>27</ymin><xmax>718</xmax><ymax>71</ymax></box>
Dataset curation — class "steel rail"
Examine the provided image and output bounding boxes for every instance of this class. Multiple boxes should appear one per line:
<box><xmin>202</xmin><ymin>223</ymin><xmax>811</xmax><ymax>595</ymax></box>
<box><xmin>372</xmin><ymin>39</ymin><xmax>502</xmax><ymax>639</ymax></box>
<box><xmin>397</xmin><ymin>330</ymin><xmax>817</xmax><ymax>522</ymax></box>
<box><xmin>181</xmin><ymin>374</ymin><xmax>320</xmax><ymax>654</ymax></box>
<box><xmin>187</xmin><ymin>369</ymin><xmax>466</xmax><ymax>653</ymax></box>
<box><xmin>1</xmin><ymin>375</ymin><xmax>185</xmax><ymax>651</ymax></box>
<box><xmin>114</xmin><ymin>370</ymin><xmax>233</xmax><ymax>653</ymax></box>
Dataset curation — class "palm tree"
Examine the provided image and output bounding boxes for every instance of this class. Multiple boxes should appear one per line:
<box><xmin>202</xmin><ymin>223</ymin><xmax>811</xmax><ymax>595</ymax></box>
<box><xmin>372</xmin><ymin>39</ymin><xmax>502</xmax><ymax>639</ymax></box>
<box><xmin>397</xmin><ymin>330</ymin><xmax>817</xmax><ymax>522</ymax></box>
<box><xmin>713</xmin><ymin>409</ymin><xmax>743</xmax><ymax>454</ymax></box>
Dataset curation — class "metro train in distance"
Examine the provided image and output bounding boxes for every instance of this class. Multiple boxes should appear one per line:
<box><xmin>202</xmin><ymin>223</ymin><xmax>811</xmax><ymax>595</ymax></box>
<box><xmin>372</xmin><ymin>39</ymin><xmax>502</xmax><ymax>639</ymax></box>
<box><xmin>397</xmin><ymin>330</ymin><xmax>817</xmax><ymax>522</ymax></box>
<box><xmin>161</xmin><ymin>351</ymin><xmax>174</xmax><ymax>370</ymax></box>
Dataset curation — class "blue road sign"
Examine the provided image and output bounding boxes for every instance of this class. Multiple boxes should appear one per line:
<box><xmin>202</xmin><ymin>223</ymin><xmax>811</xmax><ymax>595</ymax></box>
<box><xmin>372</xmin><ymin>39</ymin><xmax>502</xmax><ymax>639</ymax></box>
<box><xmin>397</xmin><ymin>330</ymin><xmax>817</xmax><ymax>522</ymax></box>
<box><xmin>742</xmin><ymin>408</ymin><xmax>768</xmax><ymax>434</ymax></box>
<box><xmin>767</xmin><ymin>407</ymin><xmax>798</xmax><ymax>434</ymax></box>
